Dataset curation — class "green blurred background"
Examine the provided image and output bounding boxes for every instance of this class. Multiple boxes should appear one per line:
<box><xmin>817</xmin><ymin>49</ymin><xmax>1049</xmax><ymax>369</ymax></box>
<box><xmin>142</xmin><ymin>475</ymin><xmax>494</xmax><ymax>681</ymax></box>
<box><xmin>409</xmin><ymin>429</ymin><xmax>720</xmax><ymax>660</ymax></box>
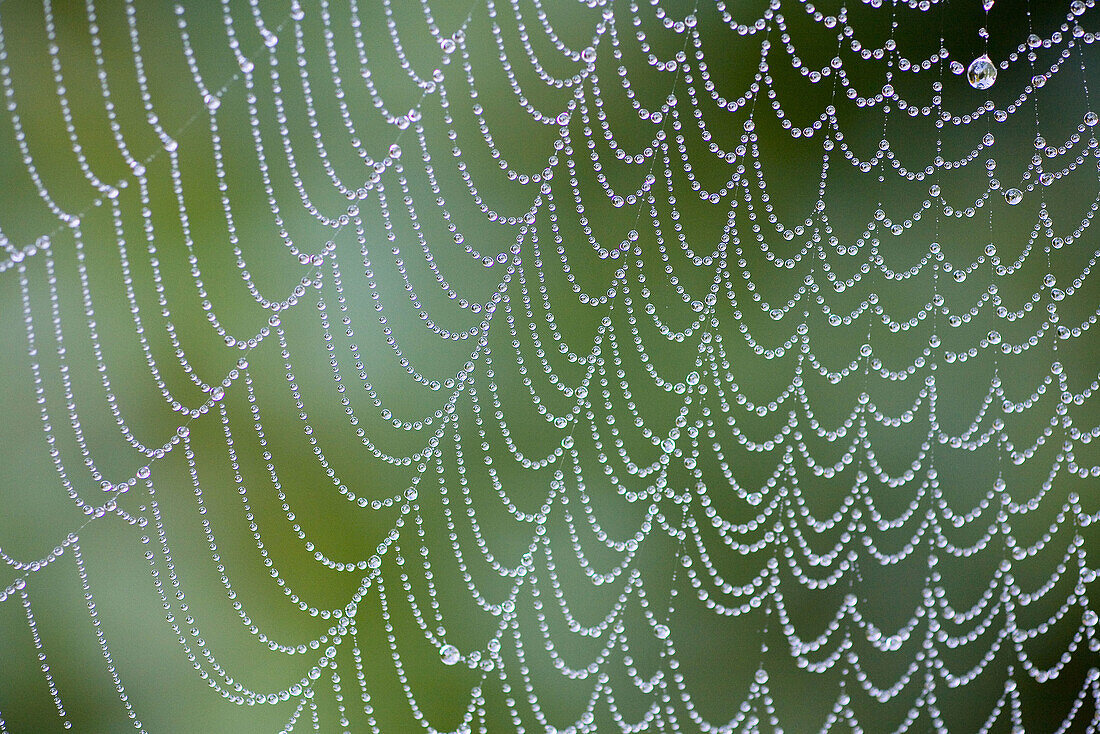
<box><xmin>0</xmin><ymin>0</ymin><xmax>1097</xmax><ymax>731</ymax></box>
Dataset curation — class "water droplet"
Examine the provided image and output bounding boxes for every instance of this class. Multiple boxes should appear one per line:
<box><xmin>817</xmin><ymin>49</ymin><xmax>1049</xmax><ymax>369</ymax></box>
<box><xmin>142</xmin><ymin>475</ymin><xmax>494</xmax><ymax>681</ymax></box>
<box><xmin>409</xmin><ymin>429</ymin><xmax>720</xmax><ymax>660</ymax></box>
<box><xmin>440</xmin><ymin>644</ymin><xmax>460</xmax><ymax>665</ymax></box>
<box><xmin>1004</xmin><ymin>188</ymin><xmax>1022</xmax><ymax>205</ymax></box>
<box><xmin>210</xmin><ymin>386</ymin><xmax>225</xmax><ymax>402</ymax></box>
<box><xmin>1086</xmin><ymin>111</ymin><xmax>1098</xmax><ymax>126</ymax></box>
<box><xmin>388</xmin><ymin>143</ymin><xmax>401</xmax><ymax>159</ymax></box>
<box><xmin>581</xmin><ymin>47</ymin><xmax>597</xmax><ymax>63</ymax></box>
<box><xmin>755</xmin><ymin>668</ymin><xmax>769</xmax><ymax>684</ymax></box>
<box><xmin>654</xmin><ymin>624</ymin><xmax>670</xmax><ymax>639</ymax></box>
<box><xmin>440</xmin><ymin>37</ymin><xmax>456</xmax><ymax>54</ymax></box>
<box><xmin>967</xmin><ymin>55</ymin><xmax>997</xmax><ymax>90</ymax></box>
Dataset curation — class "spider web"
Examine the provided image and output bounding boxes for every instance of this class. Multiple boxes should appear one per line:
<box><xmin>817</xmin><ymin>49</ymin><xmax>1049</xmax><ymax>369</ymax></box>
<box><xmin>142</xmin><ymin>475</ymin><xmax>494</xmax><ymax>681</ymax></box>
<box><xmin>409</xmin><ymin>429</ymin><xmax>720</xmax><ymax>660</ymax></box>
<box><xmin>0</xmin><ymin>0</ymin><xmax>1097</xmax><ymax>731</ymax></box>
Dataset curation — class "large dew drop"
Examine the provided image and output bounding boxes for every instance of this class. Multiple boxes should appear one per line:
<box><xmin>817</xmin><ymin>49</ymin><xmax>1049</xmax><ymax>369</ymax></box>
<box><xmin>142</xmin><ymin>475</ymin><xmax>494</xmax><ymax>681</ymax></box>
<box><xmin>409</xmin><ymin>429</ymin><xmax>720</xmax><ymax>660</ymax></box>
<box><xmin>967</xmin><ymin>55</ymin><xmax>997</xmax><ymax>90</ymax></box>
<box><xmin>440</xmin><ymin>644</ymin><xmax>460</xmax><ymax>665</ymax></box>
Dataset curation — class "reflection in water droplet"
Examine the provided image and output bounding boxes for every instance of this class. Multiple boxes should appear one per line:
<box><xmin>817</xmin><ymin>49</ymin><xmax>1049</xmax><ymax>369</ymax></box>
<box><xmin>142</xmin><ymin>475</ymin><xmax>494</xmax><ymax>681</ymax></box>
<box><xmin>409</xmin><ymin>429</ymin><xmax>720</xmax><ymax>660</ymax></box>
<box><xmin>967</xmin><ymin>55</ymin><xmax>996</xmax><ymax>90</ymax></box>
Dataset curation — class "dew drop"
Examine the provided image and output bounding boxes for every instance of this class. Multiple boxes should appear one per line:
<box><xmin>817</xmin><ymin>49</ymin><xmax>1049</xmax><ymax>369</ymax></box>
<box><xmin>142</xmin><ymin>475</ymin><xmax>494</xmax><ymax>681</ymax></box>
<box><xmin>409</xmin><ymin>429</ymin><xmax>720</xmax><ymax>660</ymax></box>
<box><xmin>440</xmin><ymin>644</ymin><xmax>460</xmax><ymax>665</ymax></box>
<box><xmin>967</xmin><ymin>55</ymin><xmax>996</xmax><ymax>90</ymax></box>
